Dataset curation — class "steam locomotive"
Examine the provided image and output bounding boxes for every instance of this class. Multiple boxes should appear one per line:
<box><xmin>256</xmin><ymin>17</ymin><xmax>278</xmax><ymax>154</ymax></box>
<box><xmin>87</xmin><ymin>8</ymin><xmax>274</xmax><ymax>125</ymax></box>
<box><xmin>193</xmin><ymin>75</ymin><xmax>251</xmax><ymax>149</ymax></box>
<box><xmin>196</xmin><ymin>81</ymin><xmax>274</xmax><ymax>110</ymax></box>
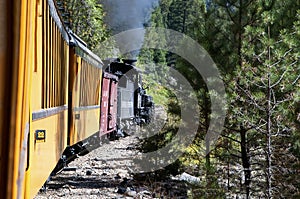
<box><xmin>0</xmin><ymin>0</ymin><xmax>153</xmax><ymax>198</ymax></box>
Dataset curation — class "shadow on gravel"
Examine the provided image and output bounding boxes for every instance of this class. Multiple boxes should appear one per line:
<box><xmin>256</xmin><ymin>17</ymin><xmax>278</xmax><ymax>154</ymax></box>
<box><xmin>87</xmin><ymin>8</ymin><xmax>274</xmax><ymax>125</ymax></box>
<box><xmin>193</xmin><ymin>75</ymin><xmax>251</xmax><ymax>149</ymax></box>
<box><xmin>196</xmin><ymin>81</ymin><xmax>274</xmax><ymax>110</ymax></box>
<box><xmin>47</xmin><ymin>176</ymin><xmax>120</xmax><ymax>190</ymax></box>
<box><xmin>132</xmin><ymin>173</ymin><xmax>189</xmax><ymax>198</ymax></box>
<box><xmin>45</xmin><ymin>173</ymin><xmax>189</xmax><ymax>198</ymax></box>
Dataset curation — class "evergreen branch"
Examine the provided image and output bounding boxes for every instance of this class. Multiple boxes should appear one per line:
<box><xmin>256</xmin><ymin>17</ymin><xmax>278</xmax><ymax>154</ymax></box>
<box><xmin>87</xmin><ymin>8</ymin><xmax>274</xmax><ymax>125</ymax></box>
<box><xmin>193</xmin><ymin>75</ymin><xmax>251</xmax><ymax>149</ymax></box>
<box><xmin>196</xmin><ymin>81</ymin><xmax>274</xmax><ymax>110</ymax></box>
<box><xmin>252</xmin><ymin>82</ymin><xmax>266</xmax><ymax>89</ymax></box>
<box><xmin>250</xmin><ymin>163</ymin><xmax>265</xmax><ymax>168</ymax></box>
<box><xmin>244</xmin><ymin>0</ymin><xmax>256</xmax><ymax>9</ymax></box>
<box><xmin>270</xmin><ymin>48</ymin><xmax>293</xmax><ymax>68</ymax></box>
<box><xmin>224</xmin><ymin>125</ymin><xmax>253</xmax><ymax>133</ymax></box>
<box><xmin>236</xmin><ymin>84</ymin><xmax>265</xmax><ymax>111</ymax></box>
<box><xmin>270</xmin><ymin>67</ymin><xmax>288</xmax><ymax>88</ymax></box>
<box><xmin>225</xmin><ymin>5</ymin><xmax>236</xmax><ymax>25</ymax></box>
<box><xmin>249</xmin><ymin>146</ymin><xmax>267</xmax><ymax>153</ymax></box>
<box><xmin>271</xmin><ymin>88</ymin><xmax>276</xmax><ymax>108</ymax></box>
<box><xmin>221</xmin><ymin>133</ymin><xmax>241</xmax><ymax>144</ymax></box>
<box><xmin>254</xmin><ymin>52</ymin><xmax>265</xmax><ymax>64</ymax></box>
<box><xmin>249</xmin><ymin>69</ymin><xmax>267</xmax><ymax>88</ymax></box>
<box><xmin>272</xmin><ymin>128</ymin><xmax>291</xmax><ymax>137</ymax></box>
<box><xmin>270</xmin><ymin>54</ymin><xmax>294</xmax><ymax>89</ymax></box>
<box><xmin>292</xmin><ymin>73</ymin><xmax>300</xmax><ymax>85</ymax></box>
<box><xmin>229</xmin><ymin>153</ymin><xmax>242</xmax><ymax>159</ymax></box>
<box><xmin>247</xmin><ymin>122</ymin><xmax>267</xmax><ymax>135</ymax></box>
<box><xmin>273</xmin><ymin>98</ymin><xmax>293</xmax><ymax>107</ymax></box>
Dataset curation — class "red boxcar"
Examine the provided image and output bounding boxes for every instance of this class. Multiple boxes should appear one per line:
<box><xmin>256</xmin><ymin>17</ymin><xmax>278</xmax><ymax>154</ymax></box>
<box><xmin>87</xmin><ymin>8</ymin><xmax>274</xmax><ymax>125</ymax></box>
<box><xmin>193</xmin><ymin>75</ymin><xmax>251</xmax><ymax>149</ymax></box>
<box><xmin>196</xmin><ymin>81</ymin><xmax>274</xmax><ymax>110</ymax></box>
<box><xmin>100</xmin><ymin>72</ymin><xmax>118</xmax><ymax>136</ymax></box>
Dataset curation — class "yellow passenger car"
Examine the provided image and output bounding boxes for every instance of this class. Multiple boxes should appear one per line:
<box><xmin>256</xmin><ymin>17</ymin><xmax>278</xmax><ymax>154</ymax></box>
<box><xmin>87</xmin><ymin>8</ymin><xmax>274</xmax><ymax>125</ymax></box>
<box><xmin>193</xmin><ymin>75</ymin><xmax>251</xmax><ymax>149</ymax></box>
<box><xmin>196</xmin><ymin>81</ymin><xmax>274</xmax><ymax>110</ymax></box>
<box><xmin>0</xmin><ymin>0</ymin><xmax>104</xmax><ymax>198</ymax></box>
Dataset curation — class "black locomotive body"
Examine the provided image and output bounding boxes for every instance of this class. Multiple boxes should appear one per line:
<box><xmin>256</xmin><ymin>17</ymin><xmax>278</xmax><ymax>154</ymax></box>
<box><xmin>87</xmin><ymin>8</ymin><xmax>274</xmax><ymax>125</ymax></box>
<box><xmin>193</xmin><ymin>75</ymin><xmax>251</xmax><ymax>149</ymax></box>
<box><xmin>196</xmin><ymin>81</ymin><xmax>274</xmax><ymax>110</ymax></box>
<box><xmin>104</xmin><ymin>59</ymin><xmax>154</xmax><ymax>136</ymax></box>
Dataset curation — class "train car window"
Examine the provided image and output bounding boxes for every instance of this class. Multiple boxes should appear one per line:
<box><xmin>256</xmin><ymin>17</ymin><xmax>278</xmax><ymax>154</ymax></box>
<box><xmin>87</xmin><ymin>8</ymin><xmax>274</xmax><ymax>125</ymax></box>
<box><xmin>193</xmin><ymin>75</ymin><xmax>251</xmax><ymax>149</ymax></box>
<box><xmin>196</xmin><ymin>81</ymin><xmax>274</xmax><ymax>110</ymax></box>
<box><xmin>41</xmin><ymin>1</ymin><xmax>68</xmax><ymax>109</ymax></box>
<box><xmin>79</xmin><ymin>60</ymin><xmax>101</xmax><ymax>107</ymax></box>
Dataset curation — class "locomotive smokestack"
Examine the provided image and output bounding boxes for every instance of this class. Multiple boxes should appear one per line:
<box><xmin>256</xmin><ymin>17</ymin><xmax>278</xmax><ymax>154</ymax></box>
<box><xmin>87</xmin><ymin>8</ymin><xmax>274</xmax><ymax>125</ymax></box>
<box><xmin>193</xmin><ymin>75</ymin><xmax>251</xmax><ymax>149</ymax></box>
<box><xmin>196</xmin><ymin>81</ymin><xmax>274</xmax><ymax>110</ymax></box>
<box><xmin>122</xmin><ymin>59</ymin><xmax>137</xmax><ymax>65</ymax></box>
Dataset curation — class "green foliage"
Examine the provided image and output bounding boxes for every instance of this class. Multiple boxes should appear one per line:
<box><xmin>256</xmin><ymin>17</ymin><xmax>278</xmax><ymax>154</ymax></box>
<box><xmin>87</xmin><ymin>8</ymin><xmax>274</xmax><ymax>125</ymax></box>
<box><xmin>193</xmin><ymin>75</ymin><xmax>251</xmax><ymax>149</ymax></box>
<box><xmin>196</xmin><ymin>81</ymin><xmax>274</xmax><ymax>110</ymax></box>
<box><xmin>56</xmin><ymin>0</ymin><xmax>112</xmax><ymax>54</ymax></box>
<box><xmin>224</xmin><ymin>1</ymin><xmax>300</xmax><ymax>197</ymax></box>
<box><xmin>138</xmin><ymin>0</ymin><xmax>300</xmax><ymax>197</ymax></box>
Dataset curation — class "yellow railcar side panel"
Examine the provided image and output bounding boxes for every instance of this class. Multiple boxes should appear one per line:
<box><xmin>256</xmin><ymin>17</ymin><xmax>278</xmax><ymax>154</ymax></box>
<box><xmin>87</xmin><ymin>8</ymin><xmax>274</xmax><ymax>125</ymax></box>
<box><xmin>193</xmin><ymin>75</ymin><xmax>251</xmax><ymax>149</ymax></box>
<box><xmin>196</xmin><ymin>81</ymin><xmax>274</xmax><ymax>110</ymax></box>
<box><xmin>74</xmin><ymin>57</ymin><xmax>82</xmax><ymax>106</ymax></box>
<box><xmin>64</xmin><ymin>42</ymin><xmax>70</xmax><ymax>104</ymax></box>
<box><xmin>29</xmin><ymin>111</ymin><xmax>68</xmax><ymax>198</ymax></box>
<box><xmin>31</xmin><ymin>0</ymin><xmax>43</xmax><ymax>111</ymax></box>
<box><xmin>71</xmin><ymin>109</ymin><xmax>100</xmax><ymax>145</ymax></box>
<box><xmin>0</xmin><ymin>0</ymin><xmax>28</xmax><ymax>198</ymax></box>
<box><xmin>26</xmin><ymin>0</ymin><xmax>70</xmax><ymax>197</ymax></box>
<box><xmin>69</xmin><ymin>57</ymin><xmax>103</xmax><ymax>145</ymax></box>
<box><xmin>15</xmin><ymin>0</ymin><xmax>36</xmax><ymax>198</ymax></box>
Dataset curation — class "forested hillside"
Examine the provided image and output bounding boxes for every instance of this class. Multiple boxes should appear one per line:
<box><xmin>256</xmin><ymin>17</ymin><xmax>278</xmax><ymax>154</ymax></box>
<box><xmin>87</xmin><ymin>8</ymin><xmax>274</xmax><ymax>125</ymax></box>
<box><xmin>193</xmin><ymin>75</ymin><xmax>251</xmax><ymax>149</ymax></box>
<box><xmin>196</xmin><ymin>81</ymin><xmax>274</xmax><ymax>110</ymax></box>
<box><xmin>138</xmin><ymin>0</ymin><xmax>300</xmax><ymax>198</ymax></box>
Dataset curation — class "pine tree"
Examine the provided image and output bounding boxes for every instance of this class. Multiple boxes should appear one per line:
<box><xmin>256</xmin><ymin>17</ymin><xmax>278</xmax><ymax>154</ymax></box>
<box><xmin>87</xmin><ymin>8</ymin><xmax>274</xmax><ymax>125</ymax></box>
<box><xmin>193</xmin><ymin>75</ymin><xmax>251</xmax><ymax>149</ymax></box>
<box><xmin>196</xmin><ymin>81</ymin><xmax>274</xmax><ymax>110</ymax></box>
<box><xmin>227</xmin><ymin>1</ymin><xmax>300</xmax><ymax>197</ymax></box>
<box><xmin>198</xmin><ymin>0</ymin><xmax>300</xmax><ymax>197</ymax></box>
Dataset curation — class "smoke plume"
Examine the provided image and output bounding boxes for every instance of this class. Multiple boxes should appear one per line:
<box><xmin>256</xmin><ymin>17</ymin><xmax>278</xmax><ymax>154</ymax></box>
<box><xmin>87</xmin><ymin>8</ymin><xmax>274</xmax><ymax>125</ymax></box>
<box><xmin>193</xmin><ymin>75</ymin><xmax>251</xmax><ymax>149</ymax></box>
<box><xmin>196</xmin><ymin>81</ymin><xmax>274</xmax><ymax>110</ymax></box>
<box><xmin>101</xmin><ymin>0</ymin><xmax>159</xmax><ymax>34</ymax></box>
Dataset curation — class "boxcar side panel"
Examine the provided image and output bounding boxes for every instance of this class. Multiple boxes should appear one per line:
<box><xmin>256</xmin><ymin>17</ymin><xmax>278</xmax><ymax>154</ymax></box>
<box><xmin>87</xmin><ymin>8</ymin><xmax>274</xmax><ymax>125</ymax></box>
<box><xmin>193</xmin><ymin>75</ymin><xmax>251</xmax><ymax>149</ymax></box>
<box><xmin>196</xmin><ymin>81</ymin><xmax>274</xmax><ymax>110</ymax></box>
<box><xmin>100</xmin><ymin>72</ymin><xmax>118</xmax><ymax>136</ymax></box>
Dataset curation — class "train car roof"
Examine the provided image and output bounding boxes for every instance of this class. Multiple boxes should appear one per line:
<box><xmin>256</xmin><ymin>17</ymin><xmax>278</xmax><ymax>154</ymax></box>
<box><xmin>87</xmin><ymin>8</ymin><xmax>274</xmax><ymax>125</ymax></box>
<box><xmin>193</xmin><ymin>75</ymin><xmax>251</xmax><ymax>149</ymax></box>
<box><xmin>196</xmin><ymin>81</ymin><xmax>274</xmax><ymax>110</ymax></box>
<box><xmin>69</xmin><ymin>31</ymin><xmax>104</xmax><ymax>69</ymax></box>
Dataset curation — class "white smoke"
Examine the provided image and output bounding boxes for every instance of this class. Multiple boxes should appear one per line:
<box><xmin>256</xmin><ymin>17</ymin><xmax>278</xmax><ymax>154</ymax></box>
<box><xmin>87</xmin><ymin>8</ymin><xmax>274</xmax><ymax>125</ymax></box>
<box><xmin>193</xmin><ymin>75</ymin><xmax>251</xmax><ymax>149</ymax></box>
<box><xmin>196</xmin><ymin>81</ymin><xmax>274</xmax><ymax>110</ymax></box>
<box><xmin>101</xmin><ymin>0</ymin><xmax>159</xmax><ymax>34</ymax></box>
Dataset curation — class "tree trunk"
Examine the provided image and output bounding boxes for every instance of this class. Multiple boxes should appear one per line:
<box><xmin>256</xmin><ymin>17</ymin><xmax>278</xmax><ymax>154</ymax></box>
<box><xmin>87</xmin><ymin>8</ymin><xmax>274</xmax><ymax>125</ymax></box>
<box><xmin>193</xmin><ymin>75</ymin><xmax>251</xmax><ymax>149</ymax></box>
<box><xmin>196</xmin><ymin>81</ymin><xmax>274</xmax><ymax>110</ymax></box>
<box><xmin>266</xmin><ymin>24</ymin><xmax>272</xmax><ymax>198</ymax></box>
<box><xmin>204</xmin><ymin>90</ymin><xmax>211</xmax><ymax>187</ymax></box>
<box><xmin>240</xmin><ymin>126</ymin><xmax>251</xmax><ymax>198</ymax></box>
